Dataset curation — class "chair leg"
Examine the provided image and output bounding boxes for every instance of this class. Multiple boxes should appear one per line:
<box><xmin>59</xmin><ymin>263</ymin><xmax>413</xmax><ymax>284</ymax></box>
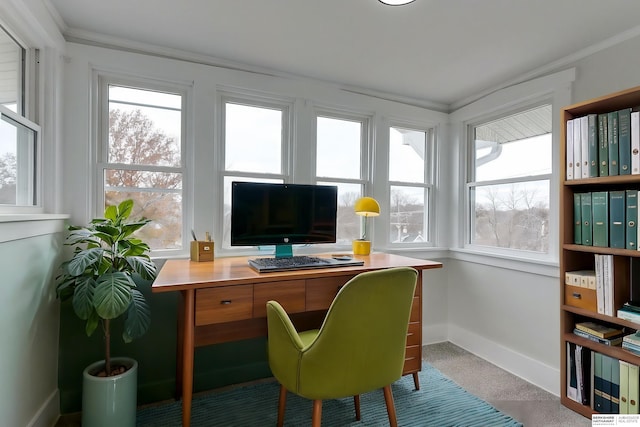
<box><xmin>353</xmin><ymin>395</ymin><xmax>361</xmax><ymax>420</ymax></box>
<box><xmin>277</xmin><ymin>385</ymin><xmax>287</xmax><ymax>427</ymax></box>
<box><xmin>413</xmin><ymin>372</ymin><xmax>420</xmax><ymax>390</ymax></box>
<box><xmin>312</xmin><ymin>400</ymin><xmax>322</xmax><ymax>427</ymax></box>
<box><xmin>382</xmin><ymin>385</ymin><xmax>398</xmax><ymax>427</ymax></box>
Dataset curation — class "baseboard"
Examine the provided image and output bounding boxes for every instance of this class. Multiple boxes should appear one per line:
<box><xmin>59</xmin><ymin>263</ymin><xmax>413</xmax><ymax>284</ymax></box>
<box><xmin>447</xmin><ymin>324</ymin><xmax>560</xmax><ymax>396</ymax></box>
<box><xmin>423</xmin><ymin>321</ymin><xmax>448</xmax><ymax>345</ymax></box>
<box><xmin>27</xmin><ymin>389</ymin><xmax>59</xmax><ymax>427</ymax></box>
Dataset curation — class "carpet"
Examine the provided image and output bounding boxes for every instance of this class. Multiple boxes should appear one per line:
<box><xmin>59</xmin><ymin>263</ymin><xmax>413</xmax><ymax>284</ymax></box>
<box><xmin>137</xmin><ymin>363</ymin><xmax>523</xmax><ymax>426</ymax></box>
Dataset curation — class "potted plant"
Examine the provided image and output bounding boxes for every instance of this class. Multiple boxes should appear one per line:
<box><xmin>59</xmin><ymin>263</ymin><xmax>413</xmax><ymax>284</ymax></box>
<box><xmin>56</xmin><ymin>199</ymin><xmax>157</xmax><ymax>427</ymax></box>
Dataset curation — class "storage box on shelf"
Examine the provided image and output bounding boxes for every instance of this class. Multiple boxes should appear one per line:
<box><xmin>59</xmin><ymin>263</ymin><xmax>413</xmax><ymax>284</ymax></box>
<box><xmin>560</xmin><ymin>86</ymin><xmax>640</xmax><ymax>417</ymax></box>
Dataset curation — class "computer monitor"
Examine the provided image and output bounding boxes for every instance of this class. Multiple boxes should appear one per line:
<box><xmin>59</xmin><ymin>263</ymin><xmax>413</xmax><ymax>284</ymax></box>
<box><xmin>230</xmin><ymin>181</ymin><xmax>338</xmax><ymax>258</ymax></box>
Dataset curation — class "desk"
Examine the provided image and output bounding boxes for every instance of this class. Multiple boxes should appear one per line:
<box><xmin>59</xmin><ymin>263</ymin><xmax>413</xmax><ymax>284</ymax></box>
<box><xmin>153</xmin><ymin>252</ymin><xmax>442</xmax><ymax>427</ymax></box>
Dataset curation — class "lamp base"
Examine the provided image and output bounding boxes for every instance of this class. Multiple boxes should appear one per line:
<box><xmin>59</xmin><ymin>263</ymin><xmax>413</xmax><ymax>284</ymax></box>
<box><xmin>352</xmin><ymin>240</ymin><xmax>371</xmax><ymax>256</ymax></box>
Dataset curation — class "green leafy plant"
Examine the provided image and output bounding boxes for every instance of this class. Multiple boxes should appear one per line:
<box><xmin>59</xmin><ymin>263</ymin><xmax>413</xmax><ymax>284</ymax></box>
<box><xmin>56</xmin><ymin>199</ymin><xmax>157</xmax><ymax>376</ymax></box>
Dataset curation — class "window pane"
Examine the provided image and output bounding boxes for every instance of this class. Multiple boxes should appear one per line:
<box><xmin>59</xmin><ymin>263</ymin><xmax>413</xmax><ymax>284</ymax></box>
<box><xmin>0</xmin><ymin>27</ymin><xmax>23</xmax><ymax>114</ymax></box>
<box><xmin>108</xmin><ymin>85</ymin><xmax>182</xmax><ymax>167</ymax></box>
<box><xmin>225</xmin><ymin>103</ymin><xmax>282</xmax><ymax>174</ymax></box>
<box><xmin>474</xmin><ymin>105</ymin><xmax>552</xmax><ymax>182</ymax></box>
<box><xmin>389</xmin><ymin>127</ymin><xmax>425</xmax><ymax>183</ymax></box>
<box><xmin>0</xmin><ymin>113</ymin><xmax>36</xmax><ymax>206</ymax></box>
<box><xmin>316</xmin><ymin>116</ymin><xmax>361</xmax><ymax>179</ymax></box>
<box><xmin>105</xmin><ymin>189</ymin><xmax>182</xmax><ymax>250</ymax></box>
<box><xmin>318</xmin><ymin>181</ymin><xmax>361</xmax><ymax>245</ymax></box>
<box><xmin>390</xmin><ymin>186</ymin><xmax>426</xmax><ymax>243</ymax></box>
<box><xmin>471</xmin><ymin>180</ymin><xmax>549</xmax><ymax>252</ymax></box>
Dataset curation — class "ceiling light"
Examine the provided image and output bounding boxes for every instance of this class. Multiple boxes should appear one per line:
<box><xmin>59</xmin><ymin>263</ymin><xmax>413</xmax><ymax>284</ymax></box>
<box><xmin>379</xmin><ymin>0</ymin><xmax>416</xmax><ymax>5</ymax></box>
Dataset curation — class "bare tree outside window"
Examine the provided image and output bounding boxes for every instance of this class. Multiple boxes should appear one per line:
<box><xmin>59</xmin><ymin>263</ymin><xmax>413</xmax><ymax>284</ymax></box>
<box><xmin>469</xmin><ymin>104</ymin><xmax>552</xmax><ymax>253</ymax></box>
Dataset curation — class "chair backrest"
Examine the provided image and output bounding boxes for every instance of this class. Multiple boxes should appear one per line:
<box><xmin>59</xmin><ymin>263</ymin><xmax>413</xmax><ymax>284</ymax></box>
<box><xmin>297</xmin><ymin>266</ymin><xmax>418</xmax><ymax>399</ymax></box>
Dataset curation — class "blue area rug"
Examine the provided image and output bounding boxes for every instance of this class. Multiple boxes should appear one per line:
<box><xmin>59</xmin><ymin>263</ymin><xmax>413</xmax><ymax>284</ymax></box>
<box><xmin>137</xmin><ymin>363</ymin><xmax>523</xmax><ymax>426</ymax></box>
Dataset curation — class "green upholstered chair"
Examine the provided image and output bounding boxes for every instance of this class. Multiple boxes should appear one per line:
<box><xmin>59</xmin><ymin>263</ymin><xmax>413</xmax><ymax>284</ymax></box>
<box><xmin>266</xmin><ymin>266</ymin><xmax>419</xmax><ymax>427</ymax></box>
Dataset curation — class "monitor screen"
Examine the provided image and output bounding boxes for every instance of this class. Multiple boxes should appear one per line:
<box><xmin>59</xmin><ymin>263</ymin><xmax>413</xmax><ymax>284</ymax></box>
<box><xmin>230</xmin><ymin>182</ymin><xmax>338</xmax><ymax>248</ymax></box>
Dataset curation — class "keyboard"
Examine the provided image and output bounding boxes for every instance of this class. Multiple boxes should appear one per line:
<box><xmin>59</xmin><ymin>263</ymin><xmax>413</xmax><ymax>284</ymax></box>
<box><xmin>248</xmin><ymin>255</ymin><xmax>364</xmax><ymax>273</ymax></box>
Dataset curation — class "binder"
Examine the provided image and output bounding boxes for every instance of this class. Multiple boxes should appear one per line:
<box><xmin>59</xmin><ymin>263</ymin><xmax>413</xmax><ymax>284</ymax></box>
<box><xmin>591</xmin><ymin>191</ymin><xmax>608</xmax><ymax>247</ymax></box>
<box><xmin>621</xmin><ymin>360</ymin><xmax>630</xmax><ymax>414</ymax></box>
<box><xmin>599</xmin><ymin>114</ymin><xmax>609</xmax><ymax>176</ymax></box>
<box><xmin>581</xmin><ymin>192</ymin><xmax>593</xmax><ymax>246</ymax></box>
<box><xmin>594</xmin><ymin>352</ymin><xmax>604</xmax><ymax>411</ymax></box>
<box><xmin>627</xmin><ymin>189</ymin><xmax>638</xmax><ymax>250</ymax></box>
<box><xmin>612</xmin><ymin>356</ymin><xmax>620</xmax><ymax>413</ymax></box>
<box><xmin>588</xmin><ymin>114</ymin><xmax>599</xmax><ymax>177</ymax></box>
<box><xmin>619</xmin><ymin>108</ymin><xmax>632</xmax><ymax>175</ymax></box>
<box><xmin>567</xmin><ymin>118</ymin><xmax>574</xmax><ymax>180</ymax></box>
<box><xmin>608</xmin><ymin>111</ymin><xmax>619</xmax><ymax>176</ymax></box>
<box><xmin>567</xmin><ymin>342</ymin><xmax>578</xmax><ymax>402</ymax></box>
<box><xmin>574</xmin><ymin>193</ymin><xmax>582</xmax><ymax>244</ymax></box>
<box><xmin>574</xmin><ymin>118</ymin><xmax>582</xmax><ymax>179</ymax></box>
<box><xmin>609</xmin><ymin>190</ymin><xmax>626</xmax><ymax>249</ymax></box>
<box><xmin>632</xmin><ymin>111</ymin><xmax>640</xmax><ymax>175</ymax></box>
<box><xmin>630</xmin><ymin>363</ymin><xmax>639</xmax><ymax>414</ymax></box>
<box><xmin>602</xmin><ymin>354</ymin><xmax>613</xmax><ymax>412</ymax></box>
<box><xmin>580</xmin><ymin>116</ymin><xmax>589</xmax><ymax>179</ymax></box>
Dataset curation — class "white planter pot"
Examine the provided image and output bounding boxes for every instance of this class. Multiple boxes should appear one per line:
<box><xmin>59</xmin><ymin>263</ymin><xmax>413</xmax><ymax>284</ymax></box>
<box><xmin>82</xmin><ymin>357</ymin><xmax>138</xmax><ymax>427</ymax></box>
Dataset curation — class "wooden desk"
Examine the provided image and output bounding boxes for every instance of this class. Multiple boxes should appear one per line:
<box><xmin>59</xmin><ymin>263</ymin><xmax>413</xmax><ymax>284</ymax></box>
<box><xmin>153</xmin><ymin>252</ymin><xmax>442</xmax><ymax>427</ymax></box>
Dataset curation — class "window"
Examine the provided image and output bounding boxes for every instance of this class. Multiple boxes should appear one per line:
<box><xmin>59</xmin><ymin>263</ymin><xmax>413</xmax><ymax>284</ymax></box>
<box><xmin>467</xmin><ymin>104</ymin><xmax>552</xmax><ymax>253</ymax></box>
<box><xmin>0</xmin><ymin>24</ymin><xmax>40</xmax><ymax>210</ymax></box>
<box><xmin>98</xmin><ymin>80</ymin><xmax>185</xmax><ymax>252</ymax></box>
<box><xmin>388</xmin><ymin>126</ymin><xmax>434</xmax><ymax>245</ymax></box>
<box><xmin>315</xmin><ymin>113</ymin><xmax>369</xmax><ymax>245</ymax></box>
<box><xmin>221</xmin><ymin>97</ymin><xmax>291</xmax><ymax>249</ymax></box>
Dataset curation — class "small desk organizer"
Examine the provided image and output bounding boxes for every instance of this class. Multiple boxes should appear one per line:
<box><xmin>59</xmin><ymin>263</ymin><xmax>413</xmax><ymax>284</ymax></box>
<box><xmin>190</xmin><ymin>241</ymin><xmax>214</xmax><ymax>262</ymax></box>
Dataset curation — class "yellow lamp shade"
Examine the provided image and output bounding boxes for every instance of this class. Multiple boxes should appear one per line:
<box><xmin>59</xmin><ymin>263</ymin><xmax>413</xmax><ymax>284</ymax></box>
<box><xmin>354</xmin><ymin>197</ymin><xmax>380</xmax><ymax>217</ymax></box>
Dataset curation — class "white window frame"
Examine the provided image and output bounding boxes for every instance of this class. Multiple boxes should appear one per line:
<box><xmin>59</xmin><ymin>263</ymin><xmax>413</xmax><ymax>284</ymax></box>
<box><xmin>386</xmin><ymin>122</ymin><xmax>437</xmax><ymax>248</ymax></box>
<box><xmin>95</xmin><ymin>73</ymin><xmax>189</xmax><ymax>256</ymax></box>
<box><xmin>313</xmin><ymin>108</ymin><xmax>372</xmax><ymax>249</ymax></box>
<box><xmin>217</xmin><ymin>91</ymin><xmax>294</xmax><ymax>255</ymax></box>
<box><xmin>0</xmin><ymin>22</ymin><xmax>41</xmax><ymax>213</ymax></box>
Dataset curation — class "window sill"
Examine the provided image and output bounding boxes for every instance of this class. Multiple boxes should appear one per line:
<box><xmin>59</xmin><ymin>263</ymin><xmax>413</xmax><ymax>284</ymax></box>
<box><xmin>448</xmin><ymin>247</ymin><xmax>559</xmax><ymax>278</ymax></box>
<box><xmin>0</xmin><ymin>214</ymin><xmax>69</xmax><ymax>243</ymax></box>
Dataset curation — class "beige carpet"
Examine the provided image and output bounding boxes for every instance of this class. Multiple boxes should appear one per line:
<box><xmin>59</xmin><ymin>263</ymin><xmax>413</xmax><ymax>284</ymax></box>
<box><xmin>424</xmin><ymin>342</ymin><xmax>591</xmax><ymax>427</ymax></box>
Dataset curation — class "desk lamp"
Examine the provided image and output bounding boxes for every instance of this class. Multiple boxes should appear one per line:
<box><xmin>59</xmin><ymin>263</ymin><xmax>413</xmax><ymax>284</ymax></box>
<box><xmin>353</xmin><ymin>196</ymin><xmax>380</xmax><ymax>255</ymax></box>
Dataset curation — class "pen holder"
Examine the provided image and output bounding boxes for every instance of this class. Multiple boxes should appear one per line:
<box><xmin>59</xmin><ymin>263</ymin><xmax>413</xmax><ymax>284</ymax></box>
<box><xmin>190</xmin><ymin>241</ymin><xmax>214</xmax><ymax>262</ymax></box>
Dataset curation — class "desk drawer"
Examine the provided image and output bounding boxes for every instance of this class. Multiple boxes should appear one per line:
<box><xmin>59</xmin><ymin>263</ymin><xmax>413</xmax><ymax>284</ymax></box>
<box><xmin>254</xmin><ymin>280</ymin><xmax>305</xmax><ymax>318</ymax></box>
<box><xmin>410</xmin><ymin>295</ymin><xmax>420</xmax><ymax>322</ymax></box>
<box><xmin>306</xmin><ymin>275</ymin><xmax>353</xmax><ymax>311</ymax></box>
<box><xmin>406</xmin><ymin>321</ymin><xmax>420</xmax><ymax>346</ymax></box>
<box><xmin>403</xmin><ymin>345</ymin><xmax>421</xmax><ymax>374</ymax></box>
<box><xmin>195</xmin><ymin>285</ymin><xmax>253</xmax><ymax>326</ymax></box>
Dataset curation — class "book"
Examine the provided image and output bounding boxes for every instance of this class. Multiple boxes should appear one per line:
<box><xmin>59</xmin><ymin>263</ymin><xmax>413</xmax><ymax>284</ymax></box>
<box><xmin>619</xmin><ymin>108</ymin><xmax>632</xmax><ymax>175</ymax></box>
<box><xmin>591</xmin><ymin>191</ymin><xmax>608</xmax><ymax>247</ymax></box>
<box><xmin>627</xmin><ymin>189</ymin><xmax>638</xmax><ymax>250</ymax></box>
<box><xmin>581</xmin><ymin>192</ymin><xmax>593</xmax><ymax>246</ymax></box>
<box><xmin>609</xmin><ymin>190</ymin><xmax>626</xmax><ymax>248</ymax></box>
<box><xmin>588</xmin><ymin>114</ymin><xmax>599</xmax><ymax>177</ymax></box>
<box><xmin>612</xmin><ymin>356</ymin><xmax>621</xmax><ymax>413</ymax></box>
<box><xmin>574</xmin><ymin>193</ymin><xmax>582</xmax><ymax>244</ymax></box>
<box><xmin>618</xmin><ymin>307</ymin><xmax>640</xmax><ymax>323</ymax></box>
<box><xmin>567</xmin><ymin>342</ymin><xmax>578</xmax><ymax>402</ymax></box>
<box><xmin>631</xmin><ymin>363</ymin><xmax>640</xmax><ymax>414</ymax></box>
<box><xmin>624</xmin><ymin>333</ymin><xmax>640</xmax><ymax>346</ymax></box>
<box><xmin>573</xmin><ymin>328</ymin><xmax>622</xmax><ymax>346</ymax></box>
<box><xmin>594</xmin><ymin>352</ymin><xmax>605</xmax><ymax>411</ymax></box>
<box><xmin>575</xmin><ymin>321</ymin><xmax>623</xmax><ymax>339</ymax></box>
<box><xmin>602</xmin><ymin>354</ymin><xmax>613</xmax><ymax>412</ymax></box>
<box><xmin>596</xmin><ymin>254</ymin><xmax>606</xmax><ymax>315</ymax></box>
<box><xmin>575</xmin><ymin>344</ymin><xmax>591</xmax><ymax>405</ymax></box>
<box><xmin>599</xmin><ymin>114</ymin><xmax>609</xmax><ymax>176</ymax></box>
<box><xmin>608</xmin><ymin>111</ymin><xmax>619</xmax><ymax>175</ymax></box>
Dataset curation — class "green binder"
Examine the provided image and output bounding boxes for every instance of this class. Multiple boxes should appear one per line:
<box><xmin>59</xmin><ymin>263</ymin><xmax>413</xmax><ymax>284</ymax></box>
<box><xmin>588</xmin><ymin>114</ymin><xmax>599</xmax><ymax>177</ymax></box>
<box><xmin>574</xmin><ymin>193</ymin><xmax>582</xmax><ymax>244</ymax></box>
<box><xmin>619</xmin><ymin>108</ymin><xmax>632</xmax><ymax>175</ymax></box>
<box><xmin>581</xmin><ymin>192</ymin><xmax>593</xmax><ymax>246</ymax></box>
<box><xmin>608</xmin><ymin>111</ymin><xmax>619</xmax><ymax>176</ymax></box>
<box><xmin>591</xmin><ymin>191</ymin><xmax>608</xmax><ymax>247</ymax></box>
<box><xmin>627</xmin><ymin>189</ymin><xmax>638</xmax><ymax>250</ymax></box>
<box><xmin>609</xmin><ymin>190</ymin><xmax>625</xmax><ymax>248</ymax></box>
<box><xmin>599</xmin><ymin>114</ymin><xmax>609</xmax><ymax>176</ymax></box>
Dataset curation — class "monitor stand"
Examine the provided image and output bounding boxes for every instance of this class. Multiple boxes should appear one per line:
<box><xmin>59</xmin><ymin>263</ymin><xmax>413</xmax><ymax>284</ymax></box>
<box><xmin>275</xmin><ymin>244</ymin><xmax>293</xmax><ymax>258</ymax></box>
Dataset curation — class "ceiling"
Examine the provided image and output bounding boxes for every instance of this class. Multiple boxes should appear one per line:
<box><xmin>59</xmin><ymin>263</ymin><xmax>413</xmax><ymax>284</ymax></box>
<box><xmin>47</xmin><ymin>0</ymin><xmax>640</xmax><ymax>110</ymax></box>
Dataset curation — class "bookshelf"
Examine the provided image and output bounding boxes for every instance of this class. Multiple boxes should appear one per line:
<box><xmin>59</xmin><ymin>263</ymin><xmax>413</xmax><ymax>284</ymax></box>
<box><xmin>560</xmin><ymin>85</ymin><xmax>640</xmax><ymax>417</ymax></box>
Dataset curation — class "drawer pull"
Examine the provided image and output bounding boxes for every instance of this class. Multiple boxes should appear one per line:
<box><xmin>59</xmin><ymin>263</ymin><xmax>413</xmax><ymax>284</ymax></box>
<box><xmin>220</xmin><ymin>300</ymin><xmax>232</xmax><ymax>305</ymax></box>
<box><xmin>571</xmin><ymin>292</ymin><xmax>582</xmax><ymax>299</ymax></box>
